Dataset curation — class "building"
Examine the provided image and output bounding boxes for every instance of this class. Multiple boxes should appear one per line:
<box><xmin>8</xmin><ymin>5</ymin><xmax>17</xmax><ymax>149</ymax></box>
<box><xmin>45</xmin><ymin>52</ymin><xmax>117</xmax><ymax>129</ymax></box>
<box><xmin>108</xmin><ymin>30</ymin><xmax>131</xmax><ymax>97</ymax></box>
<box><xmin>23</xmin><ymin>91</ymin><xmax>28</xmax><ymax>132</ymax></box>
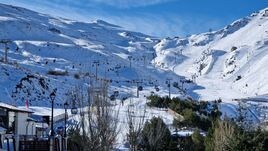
<box><xmin>29</xmin><ymin>114</ymin><xmax>49</xmax><ymax>137</ymax></box>
<box><xmin>0</xmin><ymin>102</ymin><xmax>34</xmax><ymax>150</ymax></box>
<box><xmin>0</xmin><ymin>102</ymin><xmax>35</xmax><ymax>135</ymax></box>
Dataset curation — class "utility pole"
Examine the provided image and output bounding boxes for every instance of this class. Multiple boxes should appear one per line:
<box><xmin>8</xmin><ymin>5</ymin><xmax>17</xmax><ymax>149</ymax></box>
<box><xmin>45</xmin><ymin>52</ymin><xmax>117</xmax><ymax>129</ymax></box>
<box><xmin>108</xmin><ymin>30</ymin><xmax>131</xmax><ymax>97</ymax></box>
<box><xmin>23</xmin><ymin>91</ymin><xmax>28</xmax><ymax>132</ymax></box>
<box><xmin>174</xmin><ymin>51</ymin><xmax>178</xmax><ymax>64</ymax></box>
<box><xmin>142</xmin><ymin>55</ymin><xmax>146</xmax><ymax>66</ymax></box>
<box><xmin>128</xmin><ymin>56</ymin><xmax>132</xmax><ymax>68</ymax></box>
<box><xmin>0</xmin><ymin>39</ymin><xmax>11</xmax><ymax>63</ymax></box>
<box><xmin>93</xmin><ymin>60</ymin><xmax>99</xmax><ymax>81</ymax></box>
<box><xmin>115</xmin><ymin>64</ymin><xmax>121</xmax><ymax>76</ymax></box>
<box><xmin>166</xmin><ymin>78</ymin><xmax>172</xmax><ymax>98</ymax></box>
<box><xmin>152</xmin><ymin>52</ymin><xmax>156</xmax><ymax>68</ymax></box>
<box><xmin>135</xmin><ymin>80</ymin><xmax>142</xmax><ymax>98</ymax></box>
<box><xmin>104</xmin><ymin>58</ymin><xmax>108</xmax><ymax>78</ymax></box>
<box><xmin>180</xmin><ymin>79</ymin><xmax>185</xmax><ymax>90</ymax></box>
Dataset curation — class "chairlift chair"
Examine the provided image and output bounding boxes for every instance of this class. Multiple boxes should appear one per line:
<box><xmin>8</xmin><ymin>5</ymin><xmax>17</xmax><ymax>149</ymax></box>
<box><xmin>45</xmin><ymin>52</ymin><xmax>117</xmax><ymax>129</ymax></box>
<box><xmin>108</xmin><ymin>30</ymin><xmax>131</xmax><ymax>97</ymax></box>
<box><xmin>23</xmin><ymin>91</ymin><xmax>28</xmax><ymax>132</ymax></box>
<box><xmin>173</xmin><ymin>82</ymin><xmax>178</xmax><ymax>88</ymax></box>
<box><xmin>138</xmin><ymin>86</ymin><xmax>143</xmax><ymax>91</ymax></box>
<box><xmin>155</xmin><ymin>85</ymin><xmax>160</xmax><ymax>92</ymax></box>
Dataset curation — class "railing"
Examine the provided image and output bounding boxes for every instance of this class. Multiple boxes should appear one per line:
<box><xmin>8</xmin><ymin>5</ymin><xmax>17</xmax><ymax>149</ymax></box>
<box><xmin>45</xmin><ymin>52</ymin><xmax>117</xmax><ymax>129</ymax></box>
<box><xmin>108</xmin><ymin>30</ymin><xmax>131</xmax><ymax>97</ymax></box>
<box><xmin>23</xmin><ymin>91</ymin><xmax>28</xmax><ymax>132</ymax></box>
<box><xmin>19</xmin><ymin>135</ymin><xmax>61</xmax><ymax>151</ymax></box>
<box><xmin>19</xmin><ymin>140</ymin><xmax>49</xmax><ymax>151</ymax></box>
<box><xmin>0</xmin><ymin>134</ymin><xmax>16</xmax><ymax>151</ymax></box>
<box><xmin>0</xmin><ymin>134</ymin><xmax>76</xmax><ymax>151</ymax></box>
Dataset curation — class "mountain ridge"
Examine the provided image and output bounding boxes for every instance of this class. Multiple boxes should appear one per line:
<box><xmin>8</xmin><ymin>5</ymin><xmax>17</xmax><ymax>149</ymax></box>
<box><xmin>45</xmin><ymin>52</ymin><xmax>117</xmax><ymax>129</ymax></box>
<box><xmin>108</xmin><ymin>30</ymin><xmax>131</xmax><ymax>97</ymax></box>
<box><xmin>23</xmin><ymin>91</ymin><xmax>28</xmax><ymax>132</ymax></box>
<box><xmin>0</xmin><ymin>3</ymin><xmax>267</xmax><ymax>121</ymax></box>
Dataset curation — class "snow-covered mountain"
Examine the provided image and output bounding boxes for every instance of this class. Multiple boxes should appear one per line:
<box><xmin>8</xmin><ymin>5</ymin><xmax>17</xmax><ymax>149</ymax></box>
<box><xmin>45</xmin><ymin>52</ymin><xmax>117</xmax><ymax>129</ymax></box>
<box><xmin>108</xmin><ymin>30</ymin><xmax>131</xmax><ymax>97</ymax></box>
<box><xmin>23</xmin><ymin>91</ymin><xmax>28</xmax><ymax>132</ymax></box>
<box><xmin>155</xmin><ymin>8</ymin><xmax>268</xmax><ymax>101</ymax></box>
<box><xmin>0</xmin><ymin>3</ymin><xmax>194</xmax><ymax>108</ymax></box>
<box><xmin>0</xmin><ymin>3</ymin><xmax>267</xmax><ymax>122</ymax></box>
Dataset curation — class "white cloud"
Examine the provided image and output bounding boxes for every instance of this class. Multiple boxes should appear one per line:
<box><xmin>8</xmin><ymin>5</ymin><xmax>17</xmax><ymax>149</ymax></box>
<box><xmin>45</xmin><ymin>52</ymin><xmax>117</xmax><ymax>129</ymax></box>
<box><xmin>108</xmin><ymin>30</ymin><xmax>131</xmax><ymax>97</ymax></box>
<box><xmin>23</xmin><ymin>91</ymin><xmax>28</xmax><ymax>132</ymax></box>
<box><xmin>7</xmin><ymin>0</ymin><xmax>174</xmax><ymax>9</ymax></box>
<box><xmin>91</xmin><ymin>0</ymin><xmax>174</xmax><ymax>8</ymax></box>
<box><xmin>99</xmin><ymin>14</ymin><xmax>185</xmax><ymax>37</ymax></box>
<box><xmin>99</xmin><ymin>13</ymin><xmax>224</xmax><ymax>37</ymax></box>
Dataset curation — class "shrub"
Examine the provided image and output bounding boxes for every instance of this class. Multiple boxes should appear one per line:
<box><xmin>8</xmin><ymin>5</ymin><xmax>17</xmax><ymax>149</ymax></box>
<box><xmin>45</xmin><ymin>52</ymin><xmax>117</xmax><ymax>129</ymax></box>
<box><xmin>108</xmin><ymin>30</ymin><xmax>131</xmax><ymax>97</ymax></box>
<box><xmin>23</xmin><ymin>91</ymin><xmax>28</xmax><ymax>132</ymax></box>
<box><xmin>147</xmin><ymin>95</ymin><xmax>219</xmax><ymax>131</ymax></box>
<box><xmin>231</xmin><ymin>46</ymin><xmax>237</xmax><ymax>51</ymax></box>
<box><xmin>173</xmin><ymin>109</ymin><xmax>212</xmax><ymax>131</ymax></box>
<box><xmin>48</xmin><ymin>27</ymin><xmax>61</xmax><ymax>34</ymax></box>
<box><xmin>74</xmin><ymin>73</ymin><xmax>80</xmax><ymax>79</ymax></box>
<box><xmin>47</xmin><ymin>69</ymin><xmax>68</xmax><ymax>76</ymax></box>
<box><xmin>236</xmin><ymin>75</ymin><xmax>242</xmax><ymax>81</ymax></box>
<box><xmin>146</xmin><ymin>95</ymin><xmax>170</xmax><ymax>108</ymax></box>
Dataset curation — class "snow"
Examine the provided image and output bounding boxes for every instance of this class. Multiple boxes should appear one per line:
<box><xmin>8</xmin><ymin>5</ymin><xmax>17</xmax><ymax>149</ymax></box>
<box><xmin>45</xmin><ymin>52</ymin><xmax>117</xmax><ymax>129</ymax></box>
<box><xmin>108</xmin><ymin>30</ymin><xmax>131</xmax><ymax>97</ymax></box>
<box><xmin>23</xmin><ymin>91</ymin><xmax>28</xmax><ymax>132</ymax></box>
<box><xmin>153</xmin><ymin>7</ymin><xmax>268</xmax><ymax>124</ymax></box>
<box><xmin>172</xmin><ymin>130</ymin><xmax>206</xmax><ymax>137</ymax></box>
<box><xmin>0</xmin><ymin>3</ymin><xmax>268</xmax><ymax>149</ymax></box>
<box><xmin>0</xmin><ymin>102</ymin><xmax>33</xmax><ymax>113</ymax></box>
<box><xmin>0</xmin><ymin>16</ymin><xmax>16</xmax><ymax>21</ymax></box>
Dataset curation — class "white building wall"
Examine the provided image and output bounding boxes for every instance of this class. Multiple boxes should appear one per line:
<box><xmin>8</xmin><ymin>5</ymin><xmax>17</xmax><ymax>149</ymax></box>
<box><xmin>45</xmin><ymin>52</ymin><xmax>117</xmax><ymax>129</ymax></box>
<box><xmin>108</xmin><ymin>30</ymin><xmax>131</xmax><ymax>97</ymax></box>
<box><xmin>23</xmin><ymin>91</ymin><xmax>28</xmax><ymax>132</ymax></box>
<box><xmin>26</xmin><ymin>121</ymin><xmax>36</xmax><ymax>135</ymax></box>
<box><xmin>15</xmin><ymin>112</ymin><xmax>36</xmax><ymax>135</ymax></box>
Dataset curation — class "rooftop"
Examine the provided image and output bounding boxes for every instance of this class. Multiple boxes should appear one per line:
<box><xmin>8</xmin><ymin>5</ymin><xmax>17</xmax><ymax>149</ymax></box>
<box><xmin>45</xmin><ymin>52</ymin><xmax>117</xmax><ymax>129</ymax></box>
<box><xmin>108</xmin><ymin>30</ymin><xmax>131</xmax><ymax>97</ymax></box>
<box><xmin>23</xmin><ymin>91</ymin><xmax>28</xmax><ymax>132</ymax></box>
<box><xmin>0</xmin><ymin>102</ymin><xmax>33</xmax><ymax>113</ymax></box>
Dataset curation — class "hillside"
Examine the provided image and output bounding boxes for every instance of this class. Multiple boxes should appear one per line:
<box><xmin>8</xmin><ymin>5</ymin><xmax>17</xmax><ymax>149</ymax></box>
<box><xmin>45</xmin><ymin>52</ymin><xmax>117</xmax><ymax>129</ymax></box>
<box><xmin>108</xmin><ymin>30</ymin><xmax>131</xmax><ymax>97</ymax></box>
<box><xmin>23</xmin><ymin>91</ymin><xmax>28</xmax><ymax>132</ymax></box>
<box><xmin>0</xmin><ymin>3</ymin><xmax>194</xmax><ymax>108</ymax></box>
<box><xmin>0</xmin><ymin>3</ymin><xmax>267</xmax><ymax>123</ymax></box>
<box><xmin>155</xmin><ymin>8</ymin><xmax>268</xmax><ymax>101</ymax></box>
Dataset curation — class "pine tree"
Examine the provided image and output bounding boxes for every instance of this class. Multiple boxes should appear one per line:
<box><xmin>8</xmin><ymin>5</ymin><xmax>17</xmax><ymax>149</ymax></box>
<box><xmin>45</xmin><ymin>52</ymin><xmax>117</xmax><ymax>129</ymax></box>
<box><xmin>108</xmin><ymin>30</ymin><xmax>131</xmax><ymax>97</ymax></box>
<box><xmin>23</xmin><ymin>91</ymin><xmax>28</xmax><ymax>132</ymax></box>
<box><xmin>140</xmin><ymin>117</ymin><xmax>177</xmax><ymax>151</ymax></box>
<box><xmin>192</xmin><ymin>129</ymin><xmax>205</xmax><ymax>151</ymax></box>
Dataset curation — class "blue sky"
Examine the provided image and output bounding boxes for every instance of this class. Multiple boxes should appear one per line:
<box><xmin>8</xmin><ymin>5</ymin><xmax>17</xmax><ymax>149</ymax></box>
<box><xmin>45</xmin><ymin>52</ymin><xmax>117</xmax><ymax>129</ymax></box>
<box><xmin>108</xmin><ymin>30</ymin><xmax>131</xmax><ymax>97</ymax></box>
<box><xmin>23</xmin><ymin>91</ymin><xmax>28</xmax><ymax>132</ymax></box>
<box><xmin>0</xmin><ymin>0</ymin><xmax>267</xmax><ymax>37</ymax></box>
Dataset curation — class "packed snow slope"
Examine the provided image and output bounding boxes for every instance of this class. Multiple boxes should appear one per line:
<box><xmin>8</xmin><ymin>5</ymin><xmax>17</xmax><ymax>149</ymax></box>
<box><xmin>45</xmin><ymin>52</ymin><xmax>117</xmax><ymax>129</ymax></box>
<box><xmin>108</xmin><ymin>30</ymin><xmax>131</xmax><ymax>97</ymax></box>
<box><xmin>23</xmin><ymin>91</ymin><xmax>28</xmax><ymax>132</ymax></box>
<box><xmin>0</xmin><ymin>3</ymin><xmax>194</xmax><ymax>107</ymax></box>
<box><xmin>155</xmin><ymin>8</ymin><xmax>268</xmax><ymax>101</ymax></box>
<box><xmin>0</xmin><ymin>4</ymin><xmax>267</xmax><ymax>121</ymax></box>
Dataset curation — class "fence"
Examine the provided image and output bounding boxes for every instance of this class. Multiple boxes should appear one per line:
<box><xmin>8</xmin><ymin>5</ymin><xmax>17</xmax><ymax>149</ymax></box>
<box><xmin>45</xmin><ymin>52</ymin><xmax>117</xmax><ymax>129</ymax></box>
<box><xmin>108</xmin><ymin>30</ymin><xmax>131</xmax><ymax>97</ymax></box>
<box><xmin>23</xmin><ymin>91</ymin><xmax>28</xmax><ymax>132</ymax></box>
<box><xmin>0</xmin><ymin>134</ymin><xmax>16</xmax><ymax>151</ymax></box>
<box><xmin>19</xmin><ymin>140</ymin><xmax>49</xmax><ymax>151</ymax></box>
<box><xmin>0</xmin><ymin>134</ymin><xmax>79</xmax><ymax>151</ymax></box>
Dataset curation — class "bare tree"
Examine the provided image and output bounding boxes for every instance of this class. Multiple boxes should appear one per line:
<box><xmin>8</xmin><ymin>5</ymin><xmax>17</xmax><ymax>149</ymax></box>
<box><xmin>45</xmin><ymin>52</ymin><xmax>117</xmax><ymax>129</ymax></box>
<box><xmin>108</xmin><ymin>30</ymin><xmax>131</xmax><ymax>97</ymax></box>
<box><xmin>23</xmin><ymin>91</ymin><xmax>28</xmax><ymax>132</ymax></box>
<box><xmin>126</xmin><ymin>100</ymin><xmax>146</xmax><ymax>151</ymax></box>
<box><xmin>213</xmin><ymin>120</ymin><xmax>236</xmax><ymax>151</ymax></box>
<box><xmin>69</xmin><ymin>80</ymin><xmax>119</xmax><ymax>151</ymax></box>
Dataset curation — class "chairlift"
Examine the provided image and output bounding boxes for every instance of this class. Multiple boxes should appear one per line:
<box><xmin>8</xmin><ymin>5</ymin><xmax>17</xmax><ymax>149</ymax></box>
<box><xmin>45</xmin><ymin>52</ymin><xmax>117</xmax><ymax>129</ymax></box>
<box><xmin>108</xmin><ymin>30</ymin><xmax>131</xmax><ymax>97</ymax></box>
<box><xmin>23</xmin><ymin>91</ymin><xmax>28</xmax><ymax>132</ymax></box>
<box><xmin>173</xmin><ymin>82</ymin><xmax>178</xmax><ymax>88</ymax></box>
<box><xmin>110</xmin><ymin>95</ymin><xmax>116</xmax><ymax>101</ymax></box>
<box><xmin>122</xmin><ymin>97</ymin><xmax>128</xmax><ymax>101</ymax></box>
<box><xmin>71</xmin><ymin>107</ymin><xmax>78</xmax><ymax>115</ymax></box>
<box><xmin>114</xmin><ymin>91</ymin><xmax>119</xmax><ymax>97</ymax></box>
<box><xmin>138</xmin><ymin>86</ymin><xmax>143</xmax><ymax>91</ymax></box>
<box><xmin>155</xmin><ymin>85</ymin><xmax>160</xmax><ymax>92</ymax></box>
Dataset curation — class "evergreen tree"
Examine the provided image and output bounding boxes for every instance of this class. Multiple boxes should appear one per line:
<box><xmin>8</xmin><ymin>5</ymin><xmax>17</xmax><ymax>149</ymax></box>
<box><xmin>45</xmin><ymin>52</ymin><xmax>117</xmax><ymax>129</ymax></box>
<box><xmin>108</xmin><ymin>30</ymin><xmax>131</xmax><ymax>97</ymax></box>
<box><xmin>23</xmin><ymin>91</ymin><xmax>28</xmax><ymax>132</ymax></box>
<box><xmin>191</xmin><ymin>129</ymin><xmax>205</xmax><ymax>151</ymax></box>
<box><xmin>140</xmin><ymin>117</ymin><xmax>177</xmax><ymax>151</ymax></box>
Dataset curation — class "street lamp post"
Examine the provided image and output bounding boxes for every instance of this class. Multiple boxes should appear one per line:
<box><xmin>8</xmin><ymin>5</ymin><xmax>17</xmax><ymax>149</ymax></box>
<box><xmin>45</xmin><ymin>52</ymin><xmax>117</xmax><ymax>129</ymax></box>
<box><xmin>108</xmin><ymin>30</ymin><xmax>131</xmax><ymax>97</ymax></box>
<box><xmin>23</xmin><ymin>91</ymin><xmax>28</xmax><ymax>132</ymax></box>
<box><xmin>50</xmin><ymin>89</ymin><xmax>56</xmax><ymax>151</ymax></box>
<box><xmin>62</xmin><ymin>98</ymin><xmax>78</xmax><ymax>151</ymax></box>
<box><xmin>64</xmin><ymin>102</ymin><xmax>68</xmax><ymax>151</ymax></box>
<box><xmin>93</xmin><ymin>60</ymin><xmax>100</xmax><ymax>81</ymax></box>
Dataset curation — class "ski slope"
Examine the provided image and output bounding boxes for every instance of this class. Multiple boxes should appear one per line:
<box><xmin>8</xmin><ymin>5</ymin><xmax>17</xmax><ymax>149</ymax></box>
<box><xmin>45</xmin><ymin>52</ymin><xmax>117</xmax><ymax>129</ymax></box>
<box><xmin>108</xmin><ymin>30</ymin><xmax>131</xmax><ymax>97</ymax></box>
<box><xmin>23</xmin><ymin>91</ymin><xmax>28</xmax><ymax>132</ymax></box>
<box><xmin>155</xmin><ymin>8</ymin><xmax>268</xmax><ymax>102</ymax></box>
<box><xmin>0</xmin><ymin>4</ymin><xmax>267</xmax><ymax>128</ymax></box>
